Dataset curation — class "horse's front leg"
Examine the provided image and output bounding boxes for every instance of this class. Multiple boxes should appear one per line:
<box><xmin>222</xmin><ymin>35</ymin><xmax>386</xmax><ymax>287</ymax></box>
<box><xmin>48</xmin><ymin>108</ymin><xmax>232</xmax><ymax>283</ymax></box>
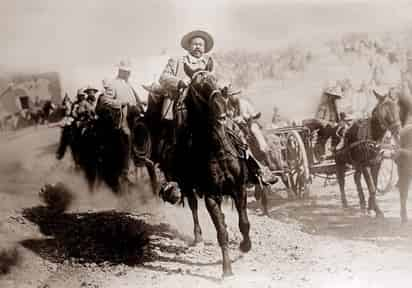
<box><xmin>336</xmin><ymin>161</ymin><xmax>348</xmax><ymax>208</ymax></box>
<box><xmin>354</xmin><ymin>168</ymin><xmax>366</xmax><ymax>212</ymax></box>
<box><xmin>187</xmin><ymin>190</ymin><xmax>203</xmax><ymax>245</ymax></box>
<box><xmin>234</xmin><ymin>184</ymin><xmax>251</xmax><ymax>252</ymax></box>
<box><xmin>204</xmin><ymin>195</ymin><xmax>233</xmax><ymax>277</ymax></box>
<box><xmin>362</xmin><ymin>166</ymin><xmax>384</xmax><ymax>218</ymax></box>
<box><xmin>145</xmin><ymin>161</ymin><xmax>159</xmax><ymax>195</ymax></box>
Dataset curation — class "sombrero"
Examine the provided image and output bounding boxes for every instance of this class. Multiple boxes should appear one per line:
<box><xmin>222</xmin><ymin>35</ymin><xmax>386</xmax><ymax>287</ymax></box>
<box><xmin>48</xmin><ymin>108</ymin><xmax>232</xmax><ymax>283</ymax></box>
<box><xmin>372</xmin><ymin>84</ymin><xmax>390</xmax><ymax>98</ymax></box>
<box><xmin>181</xmin><ymin>30</ymin><xmax>214</xmax><ymax>53</ymax></box>
<box><xmin>222</xmin><ymin>84</ymin><xmax>241</xmax><ymax>96</ymax></box>
<box><xmin>83</xmin><ymin>85</ymin><xmax>98</xmax><ymax>94</ymax></box>
<box><xmin>324</xmin><ymin>86</ymin><xmax>344</xmax><ymax>98</ymax></box>
<box><xmin>76</xmin><ymin>88</ymin><xmax>86</xmax><ymax>98</ymax></box>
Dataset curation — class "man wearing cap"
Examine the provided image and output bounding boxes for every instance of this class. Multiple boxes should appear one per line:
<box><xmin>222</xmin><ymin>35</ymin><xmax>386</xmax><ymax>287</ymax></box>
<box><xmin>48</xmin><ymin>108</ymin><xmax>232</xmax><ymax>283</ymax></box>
<box><xmin>159</xmin><ymin>30</ymin><xmax>215</xmax><ymax>122</ymax></box>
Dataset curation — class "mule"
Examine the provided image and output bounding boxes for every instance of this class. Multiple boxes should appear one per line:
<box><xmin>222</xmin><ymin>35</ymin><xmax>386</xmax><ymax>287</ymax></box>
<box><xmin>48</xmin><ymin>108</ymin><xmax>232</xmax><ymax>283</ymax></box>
<box><xmin>334</xmin><ymin>97</ymin><xmax>400</xmax><ymax>218</ymax></box>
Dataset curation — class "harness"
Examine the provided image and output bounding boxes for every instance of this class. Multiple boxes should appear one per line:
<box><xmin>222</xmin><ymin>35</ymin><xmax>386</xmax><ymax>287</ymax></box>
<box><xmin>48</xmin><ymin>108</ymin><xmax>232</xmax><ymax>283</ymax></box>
<box><xmin>188</xmin><ymin>75</ymin><xmax>242</xmax><ymax>160</ymax></box>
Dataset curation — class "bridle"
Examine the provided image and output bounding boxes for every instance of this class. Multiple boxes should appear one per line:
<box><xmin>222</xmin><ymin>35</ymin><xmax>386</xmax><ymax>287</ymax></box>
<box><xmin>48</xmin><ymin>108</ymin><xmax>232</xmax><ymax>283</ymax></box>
<box><xmin>188</xmin><ymin>70</ymin><xmax>222</xmax><ymax>113</ymax></box>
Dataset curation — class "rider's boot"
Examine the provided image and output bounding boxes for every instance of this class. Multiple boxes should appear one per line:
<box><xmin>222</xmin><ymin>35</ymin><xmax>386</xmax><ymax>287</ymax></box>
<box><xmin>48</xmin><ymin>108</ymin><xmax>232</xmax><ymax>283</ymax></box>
<box><xmin>246</xmin><ymin>150</ymin><xmax>278</xmax><ymax>185</ymax></box>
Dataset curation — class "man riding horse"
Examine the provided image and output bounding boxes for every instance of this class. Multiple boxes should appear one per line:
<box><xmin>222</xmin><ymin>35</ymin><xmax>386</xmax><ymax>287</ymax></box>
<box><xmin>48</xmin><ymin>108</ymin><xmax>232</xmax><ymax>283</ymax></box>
<box><xmin>95</xmin><ymin>60</ymin><xmax>145</xmax><ymax>189</ymax></box>
<box><xmin>152</xmin><ymin>30</ymin><xmax>215</xmax><ymax>196</ymax></box>
<box><xmin>154</xmin><ymin>30</ymin><xmax>275</xmax><ymax>196</ymax></box>
<box><xmin>223</xmin><ymin>85</ymin><xmax>278</xmax><ymax>171</ymax></box>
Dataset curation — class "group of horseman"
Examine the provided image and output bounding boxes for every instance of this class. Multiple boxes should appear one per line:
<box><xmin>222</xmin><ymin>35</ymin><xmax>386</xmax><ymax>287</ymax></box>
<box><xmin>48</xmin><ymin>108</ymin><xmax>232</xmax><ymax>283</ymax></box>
<box><xmin>57</xmin><ymin>30</ymin><xmax>278</xmax><ymax>194</ymax></box>
<box><xmin>57</xmin><ymin>29</ymin><xmax>408</xmax><ymax>194</ymax></box>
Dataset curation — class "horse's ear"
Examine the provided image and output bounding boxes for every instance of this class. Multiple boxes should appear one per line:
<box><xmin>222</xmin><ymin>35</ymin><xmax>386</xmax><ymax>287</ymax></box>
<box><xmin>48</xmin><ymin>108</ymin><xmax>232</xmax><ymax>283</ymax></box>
<box><xmin>184</xmin><ymin>63</ymin><xmax>195</xmax><ymax>79</ymax></box>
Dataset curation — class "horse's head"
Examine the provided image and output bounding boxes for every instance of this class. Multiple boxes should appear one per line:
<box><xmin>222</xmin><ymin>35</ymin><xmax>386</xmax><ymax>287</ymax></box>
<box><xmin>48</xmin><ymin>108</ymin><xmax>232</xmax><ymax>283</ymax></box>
<box><xmin>185</xmin><ymin>68</ymin><xmax>225</xmax><ymax>127</ymax></box>
<box><xmin>371</xmin><ymin>95</ymin><xmax>401</xmax><ymax>141</ymax></box>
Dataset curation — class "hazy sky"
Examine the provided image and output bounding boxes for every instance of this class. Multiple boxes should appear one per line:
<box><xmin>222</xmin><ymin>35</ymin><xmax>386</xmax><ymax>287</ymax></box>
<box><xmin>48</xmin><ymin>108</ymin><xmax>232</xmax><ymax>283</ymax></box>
<box><xmin>1</xmin><ymin>0</ymin><xmax>412</xmax><ymax>92</ymax></box>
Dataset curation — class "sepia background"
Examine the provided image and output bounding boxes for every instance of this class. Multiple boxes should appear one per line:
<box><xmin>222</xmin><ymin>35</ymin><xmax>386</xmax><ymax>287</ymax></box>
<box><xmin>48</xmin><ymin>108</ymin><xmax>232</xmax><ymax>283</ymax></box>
<box><xmin>2</xmin><ymin>1</ymin><xmax>412</xmax><ymax>288</ymax></box>
<box><xmin>1</xmin><ymin>0</ymin><xmax>412</xmax><ymax>121</ymax></box>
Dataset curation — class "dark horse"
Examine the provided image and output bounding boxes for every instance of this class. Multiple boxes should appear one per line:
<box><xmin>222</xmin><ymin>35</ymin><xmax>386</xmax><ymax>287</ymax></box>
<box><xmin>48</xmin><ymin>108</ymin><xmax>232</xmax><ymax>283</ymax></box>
<box><xmin>334</xmin><ymin>97</ymin><xmax>401</xmax><ymax>218</ymax></box>
<box><xmin>56</xmin><ymin>104</ymin><xmax>157</xmax><ymax>195</ymax></box>
<box><xmin>376</xmin><ymin>90</ymin><xmax>412</xmax><ymax>223</ymax></box>
<box><xmin>154</xmin><ymin>70</ymin><xmax>254</xmax><ymax>277</ymax></box>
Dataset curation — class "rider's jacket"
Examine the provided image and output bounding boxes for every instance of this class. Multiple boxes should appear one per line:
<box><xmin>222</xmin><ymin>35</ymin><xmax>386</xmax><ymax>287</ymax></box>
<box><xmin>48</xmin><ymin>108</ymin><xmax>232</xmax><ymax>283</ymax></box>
<box><xmin>159</xmin><ymin>54</ymin><xmax>214</xmax><ymax>120</ymax></box>
<box><xmin>107</xmin><ymin>77</ymin><xmax>142</xmax><ymax>107</ymax></box>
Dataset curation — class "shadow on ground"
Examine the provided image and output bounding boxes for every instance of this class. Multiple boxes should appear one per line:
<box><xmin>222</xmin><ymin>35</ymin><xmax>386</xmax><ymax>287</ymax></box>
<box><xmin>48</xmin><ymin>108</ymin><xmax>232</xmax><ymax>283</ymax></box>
<box><xmin>20</xmin><ymin>206</ymin><xmax>235</xmax><ymax>282</ymax></box>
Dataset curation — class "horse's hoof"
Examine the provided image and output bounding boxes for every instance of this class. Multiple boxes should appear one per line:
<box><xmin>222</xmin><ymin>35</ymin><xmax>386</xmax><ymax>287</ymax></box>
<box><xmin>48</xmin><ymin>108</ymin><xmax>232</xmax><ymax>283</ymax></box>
<box><xmin>376</xmin><ymin>212</ymin><xmax>384</xmax><ymax>220</ymax></box>
<box><xmin>191</xmin><ymin>238</ymin><xmax>204</xmax><ymax>247</ymax></box>
<box><xmin>239</xmin><ymin>239</ymin><xmax>252</xmax><ymax>253</ymax></box>
<box><xmin>222</xmin><ymin>270</ymin><xmax>234</xmax><ymax>278</ymax></box>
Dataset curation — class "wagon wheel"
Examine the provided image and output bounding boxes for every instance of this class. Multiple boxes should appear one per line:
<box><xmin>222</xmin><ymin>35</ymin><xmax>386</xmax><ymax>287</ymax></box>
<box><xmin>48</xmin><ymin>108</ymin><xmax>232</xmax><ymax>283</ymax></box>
<box><xmin>285</xmin><ymin>130</ymin><xmax>310</xmax><ymax>198</ymax></box>
<box><xmin>377</xmin><ymin>156</ymin><xmax>397</xmax><ymax>194</ymax></box>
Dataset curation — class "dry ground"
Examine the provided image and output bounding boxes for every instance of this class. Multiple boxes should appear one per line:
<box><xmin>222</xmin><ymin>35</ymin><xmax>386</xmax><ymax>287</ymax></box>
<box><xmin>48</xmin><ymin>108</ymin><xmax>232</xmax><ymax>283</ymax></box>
<box><xmin>1</xmin><ymin>126</ymin><xmax>412</xmax><ymax>288</ymax></box>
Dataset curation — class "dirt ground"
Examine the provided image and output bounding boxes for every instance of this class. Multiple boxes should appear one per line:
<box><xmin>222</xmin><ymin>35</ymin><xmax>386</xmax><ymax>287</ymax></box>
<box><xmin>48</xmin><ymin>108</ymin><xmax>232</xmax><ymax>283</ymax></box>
<box><xmin>1</xmin><ymin>126</ymin><xmax>412</xmax><ymax>288</ymax></box>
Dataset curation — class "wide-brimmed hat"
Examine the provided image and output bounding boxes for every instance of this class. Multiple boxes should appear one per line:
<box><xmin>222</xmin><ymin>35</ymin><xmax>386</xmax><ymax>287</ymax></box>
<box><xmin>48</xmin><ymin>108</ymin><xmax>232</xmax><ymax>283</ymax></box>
<box><xmin>117</xmin><ymin>59</ymin><xmax>132</xmax><ymax>72</ymax></box>
<box><xmin>227</xmin><ymin>87</ymin><xmax>241</xmax><ymax>96</ymax></box>
<box><xmin>372</xmin><ymin>84</ymin><xmax>390</xmax><ymax>98</ymax></box>
<box><xmin>181</xmin><ymin>30</ymin><xmax>214</xmax><ymax>53</ymax></box>
<box><xmin>222</xmin><ymin>84</ymin><xmax>241</xmax><ymax>97</ymax></box>
<box><xmin>324</xmin><ymin>86</ymin><xmax>344</xmax><ymax>98</ymax></box>
<box><xmin>76</xmin><ymin>88</ymin><xmax>86</xmax><ymax>98</ymax></box>
<box><xmin>83</xmin><ymin>85</ymin><xmax>98</xmax><ymax>94</ymax></box>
